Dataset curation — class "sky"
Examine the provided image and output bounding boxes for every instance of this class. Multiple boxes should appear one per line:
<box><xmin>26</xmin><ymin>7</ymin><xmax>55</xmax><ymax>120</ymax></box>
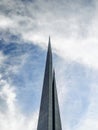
<box><xmin>0</xmin><ymin>0</ymin><xmax>98</xmax><ymax>130</ymax></box>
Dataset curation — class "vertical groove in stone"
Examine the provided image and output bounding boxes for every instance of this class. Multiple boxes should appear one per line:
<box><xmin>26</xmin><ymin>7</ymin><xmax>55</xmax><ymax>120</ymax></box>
<box><xmin>52</xmin><ymin>70</ymin><xmax>62</xmax><ymax>130</ymax></box>
<box><xmin>52</xmin><ymin>70</ymin><xmax>55</xmax><ymax>130</ymax></box>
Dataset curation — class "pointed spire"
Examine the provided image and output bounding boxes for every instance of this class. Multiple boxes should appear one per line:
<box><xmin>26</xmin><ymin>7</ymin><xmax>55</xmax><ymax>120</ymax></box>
<box><xmin>37</xmin><ymin>38</ymin><xmax>53</xmax><ymax>130</ymax></box>
<box><xmin>37</xmin><ymin>39</ymin><xmax>62</xmax><ymax>130</ymax></box>
<box><xmin>47</xmin><ymin>36</ymin><xmax>52</xmax><ymax>59</ymax></box>
<box><xmin>49</xmin><ymin>36</ymin><xmax>51</xmax><ymax>44</ymax></box>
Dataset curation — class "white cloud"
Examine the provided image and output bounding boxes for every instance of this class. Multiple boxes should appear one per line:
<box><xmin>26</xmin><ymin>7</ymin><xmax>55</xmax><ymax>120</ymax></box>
<box><xmin>0</xmin><ymin>0</ymin><xmax>98</xmax><ymax>69</ymax></box>
<box><xmin>70</xmin><ymin>81</ymin><xmax>98</xmax><ymax>130</ymax></box>
<box><xmin>0</xmin><ymin>79</ymin><xmax>38</xmax><ymax>130</ymax></box>
<box><xmin>0</xmin><ymin>51</ymin><xmax>7</xmax><ymax>65</ymax></box>
<box><xmin>76</xmin><ymin>117</ymin><xmax>98</xmax><ymax>130</ymax></box>
<box><xmin>7</xmin><ymin>54</ymin><xmax>29</xmax><ymax>74</ymax></box>
<box><xmin>0</xmin><ymin>15</ymin><xmax>14</xmax><ymax>29</ymax></box>
<box><xmin>0</xmin><ymin>1</ymin><xmax>98</xmax><ymax>130</ymax></box>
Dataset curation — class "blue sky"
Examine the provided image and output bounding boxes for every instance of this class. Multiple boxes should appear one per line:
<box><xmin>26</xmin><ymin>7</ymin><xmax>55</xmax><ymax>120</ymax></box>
<box><xmin>0</xmin><ymin>0</ymin><xmax>98</xmax><ymax>130</ymax></box>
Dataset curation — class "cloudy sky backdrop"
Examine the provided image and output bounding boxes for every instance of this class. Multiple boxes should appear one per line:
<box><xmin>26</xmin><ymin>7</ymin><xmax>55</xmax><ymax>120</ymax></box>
<box><xmin>0</xmin><ymin>0</ymin><xmax>98</xmax><ymax>130</ymax></box>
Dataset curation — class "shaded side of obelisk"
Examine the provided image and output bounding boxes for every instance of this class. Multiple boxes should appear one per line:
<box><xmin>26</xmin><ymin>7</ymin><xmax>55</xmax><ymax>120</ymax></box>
<box><xmin>52</xmin><ymin>71</ymin><xmax>62</xmax><ymax>130</ymax></box>
<box><xmin>37</xmin><ymin>38</ymin><xmax>53</xmax><ymax>130</ymax></box>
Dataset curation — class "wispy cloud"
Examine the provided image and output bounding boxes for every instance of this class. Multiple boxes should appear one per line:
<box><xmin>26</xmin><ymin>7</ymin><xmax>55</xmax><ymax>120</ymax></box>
<box><xmin>0</xmin><ymin>39</ymin><xmax>98</xmax><ymax>130</ymax></box>
<box><xmin>0</xmin><ymin>78</ymin><xmax>38</xmax><ymax>130</ymax></box>
<box><xmin>0</xmin><ymin>0</ymin><xmax>98</xmax><ymax>130</ymax></box>
<box><xmin>0</xmin><ymin>15</ymin><xmax>14</xmax><ymax>29</ymax></box>
<box><xmin>76</xmin><ymin>82</ymin><xmax>98</xmax><ymax>130</ymax></box>
<box><xmin>0</xmin><ymin>0</ymin><xmax>98</xmax><ymax>69</ymax></box>
<box><xmin>0</xmin><ymin>51</ymin><xmax>7</xmax><ymax>65</ymax></box>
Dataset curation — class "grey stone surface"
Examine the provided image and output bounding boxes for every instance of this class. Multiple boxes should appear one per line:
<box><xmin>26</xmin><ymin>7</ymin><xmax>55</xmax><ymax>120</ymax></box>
<box><xmin>37</xmin><ymin>38</ymin><xmax>62</xmax><ymax>130</ymax></box>
<box><xmin>52</xmin><ymin>71</ymin><xmax>62</xmax><ymax>130</ymax></box>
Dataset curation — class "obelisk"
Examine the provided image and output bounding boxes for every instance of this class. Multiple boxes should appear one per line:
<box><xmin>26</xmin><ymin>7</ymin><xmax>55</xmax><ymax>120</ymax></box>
<box><xmin>37</xmin><ymin>38</ymin><xmax>62</xmax><ymax>130</ymax></box>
